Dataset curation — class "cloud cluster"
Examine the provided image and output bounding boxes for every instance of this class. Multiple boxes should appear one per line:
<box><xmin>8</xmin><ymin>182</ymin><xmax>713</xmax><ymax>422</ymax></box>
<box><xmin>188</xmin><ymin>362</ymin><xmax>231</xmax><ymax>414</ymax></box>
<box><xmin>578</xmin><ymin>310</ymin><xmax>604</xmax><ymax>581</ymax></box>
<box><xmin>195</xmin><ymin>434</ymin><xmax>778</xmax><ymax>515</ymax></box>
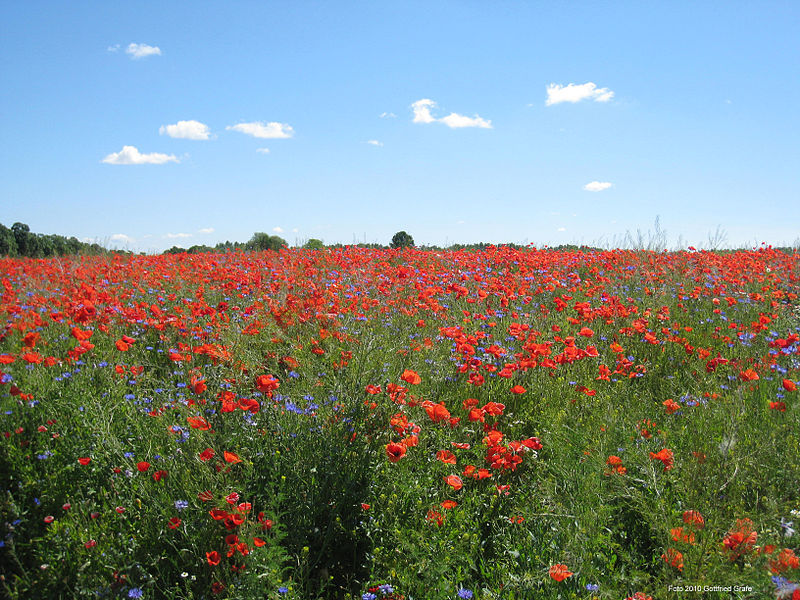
<box><xmin>546</xmin><ymin>82</ymin><xmax>614</xmax><ymax>106</ymax></box>
<box><xmin>226</xmin><ymin>121</ymin><xmax>294</xmax><ymax>139</ymax></box>
<box><xmin>159</xmin><ymin>120</ymin><xmax>211</xmax><ymax>140</ymax></box>
<box><xmin>101</xmin><ymin>146</ymin><xmax>178</xmax><ymax>165</ymax></box>
<box><xmin>125</xmin><ymin>43</ymin><xmax>161</xmax><ymax>59</ymax></box>
<box><xmin>583</xmin><ymin>181</ymin><xmax>613</xmax><ymax>192</ymax></box>
<box><xmin>411</xmin><ymin>99</ymin><xmax>492</xmax><ymax>129</ymax></box>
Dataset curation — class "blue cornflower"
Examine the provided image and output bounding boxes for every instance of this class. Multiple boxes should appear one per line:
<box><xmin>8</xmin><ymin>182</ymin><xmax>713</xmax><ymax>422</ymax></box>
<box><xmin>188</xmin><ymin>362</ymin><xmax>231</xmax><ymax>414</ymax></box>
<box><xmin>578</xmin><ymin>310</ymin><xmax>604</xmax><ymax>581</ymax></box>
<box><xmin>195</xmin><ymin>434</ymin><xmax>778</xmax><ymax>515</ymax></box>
<box><xmin>586</xmin><ymin>583</ymin><xmax>599</xmax><ymax>592</ymax></box>
<box><xmin>174</xmin><ymin>500</ymin><xmax>189</xmax><ymax>511</ymax></box>
<box><xmin>128</xmin><ymin>588</ymin><xmax>143</xmax><ymax>599</ymax></box>
<box><xmin>457</xmin><ymin>587</ymin><xmax>474</xmax><ymax>599</ymax></box>
<box><xmin>277</xmin><ymin>587</ymin><xmax>289</xmax><ymax>594</ymax></box>
<box><xmin>362</xmin><ymin>594</ymin><xmax>377</xmax><ymax>600</ymax></box>
<box><xmin>378</xmin><ymin>584</ymin><xmax>394</xmax><ymax>595</ymax></box>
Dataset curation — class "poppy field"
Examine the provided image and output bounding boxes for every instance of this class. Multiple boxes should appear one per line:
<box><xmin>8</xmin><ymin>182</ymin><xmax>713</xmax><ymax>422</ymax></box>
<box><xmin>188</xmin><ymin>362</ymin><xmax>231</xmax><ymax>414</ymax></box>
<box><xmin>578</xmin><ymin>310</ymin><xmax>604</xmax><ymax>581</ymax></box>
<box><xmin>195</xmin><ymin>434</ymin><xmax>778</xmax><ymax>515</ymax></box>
<box><xmin>1</xmin><ymin>246</ymin><xmax>799</xmax><ymax>600</ymax></box>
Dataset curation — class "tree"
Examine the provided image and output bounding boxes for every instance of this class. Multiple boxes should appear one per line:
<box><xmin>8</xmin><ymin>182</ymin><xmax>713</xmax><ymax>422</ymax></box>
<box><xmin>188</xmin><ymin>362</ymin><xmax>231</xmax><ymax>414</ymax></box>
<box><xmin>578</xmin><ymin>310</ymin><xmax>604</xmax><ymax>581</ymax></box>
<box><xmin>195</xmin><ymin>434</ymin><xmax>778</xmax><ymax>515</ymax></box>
<box><xmin>247</xmin><ymin>232</ymin><xmax>287</xmax><ymax>252</ymax></box>
<box><xmin>303</xmin><ymin>238</ymin><xmax>325</xmax><ymax>250</ymax></box>
<box><xmin>391</xmin><ymin>231</ymin><xmax>414</xmax><ymax>249</ymax></box>
<box><xmin>11</xmin><ymin>222</ymin><xmax>30</xmax><ymax>256</ymax></box>
<box><xmin>0</xmin><ymin>224</ymin><xmax>18</xmax><ymax>256</ymax></box>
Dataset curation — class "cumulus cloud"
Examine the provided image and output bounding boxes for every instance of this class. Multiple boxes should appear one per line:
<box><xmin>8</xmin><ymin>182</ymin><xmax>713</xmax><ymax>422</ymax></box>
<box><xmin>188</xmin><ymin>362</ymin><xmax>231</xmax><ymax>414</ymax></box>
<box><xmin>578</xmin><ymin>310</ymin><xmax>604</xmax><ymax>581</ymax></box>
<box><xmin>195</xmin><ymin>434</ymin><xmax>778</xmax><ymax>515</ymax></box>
<box><xmin>107</xmin><ymin>44</ymin><xmax>120</xmax><ymax>52</ymax></box>
<box><xmin>126</xmin><ymin>43</ymin><xmax>161</xmax><ymax>59</ymax></box>
<box><xmin>273</xmin><ymin>226</ymin><xmax>284</xmax><ymax>233</ymax></box>
<box><xmin>159</xmin><ymin>120</ymin><xmax>210</xmax><ymax>140</ymax></box>
<box><xmin>366</xmin><ymin>140</ymin><xmax>383</xmax><ymax>146</ymax></box>
<box><xmin>198</xmin><ymin>227</ymin><xmax>214</xmax><ymax>234</ymax></box>
<box><xmin>101</xmin><ymin>146</ymin><xmax>178</xmax><ymax>165</ymax></box>
<box><xmin>439</xmin><ymin>112</ymin><xmax>492</xmax><ymax>129</ymax></box>
<box><xmin>256</xmin><ymin>148</ymin><xmax>270</xmax><ymax>154</ymax></box>
<box><xmin>411</xmin><ymin>99</ymin><xmax>492</xmax><ymax>128</ymax></box>
<box><xmin>583</xmin><ymin>181</ymin><xmax>613</xmax><ymax>192</ymax></box>
<box><xmin>545</xmin><ymin>82</ymin><xmax>614</xmax><ymax>106</ymax></box>
<box><xmin>165</xmin><ymin>232</ymin><xmax>192</xmax><ymax>239</ymax></box>
<box><xmin>110</xmin><ymin>233</ymin><xmax>134</xmax><ymax>244</ymax></box>
<box><xmin>411</xmin><ymin>99</ymin><xmax>438</xmax><ymax>124</ymax></box>
<box><xmin>226</xmin><ymin>121</ymin><xmax>294</xmax><ymax>139</ymax></box>
<box><xmin>379</xmin><ymin>112</ymin><xmax>396</xmax><ymax>118</ymax></box>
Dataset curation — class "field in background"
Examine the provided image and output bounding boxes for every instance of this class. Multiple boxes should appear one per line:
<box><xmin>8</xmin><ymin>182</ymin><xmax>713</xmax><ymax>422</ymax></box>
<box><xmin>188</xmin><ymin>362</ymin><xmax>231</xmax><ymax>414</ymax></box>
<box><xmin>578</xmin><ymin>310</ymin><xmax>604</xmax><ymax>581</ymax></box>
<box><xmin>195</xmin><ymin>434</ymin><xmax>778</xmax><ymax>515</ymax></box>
<box><xmin>1</xmin><ymin>247</ymin><xmax>799</xmax><ymax>600</ymax></box>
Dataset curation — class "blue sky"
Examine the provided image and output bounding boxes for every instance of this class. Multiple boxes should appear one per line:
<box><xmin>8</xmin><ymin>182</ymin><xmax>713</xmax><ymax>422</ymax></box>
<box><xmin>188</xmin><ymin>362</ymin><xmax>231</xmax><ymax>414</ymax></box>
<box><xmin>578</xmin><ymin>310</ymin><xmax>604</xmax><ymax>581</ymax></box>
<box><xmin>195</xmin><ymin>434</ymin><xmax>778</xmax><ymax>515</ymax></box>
<box><xmin>1</xmin><ymin>1</ymin><xmax>798</xmax><ymax>252</ymax></box>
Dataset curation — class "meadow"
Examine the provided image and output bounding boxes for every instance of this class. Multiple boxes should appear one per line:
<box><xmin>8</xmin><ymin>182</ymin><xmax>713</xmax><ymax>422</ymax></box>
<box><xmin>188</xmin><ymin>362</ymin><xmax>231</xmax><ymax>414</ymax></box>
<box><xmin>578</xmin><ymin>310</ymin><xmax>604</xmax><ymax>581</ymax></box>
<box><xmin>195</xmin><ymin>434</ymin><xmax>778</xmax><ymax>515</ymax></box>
<box><xmin>0</xmin><ymin>246</ymin><xmax>798</xmax><ymax>600</ymax></box>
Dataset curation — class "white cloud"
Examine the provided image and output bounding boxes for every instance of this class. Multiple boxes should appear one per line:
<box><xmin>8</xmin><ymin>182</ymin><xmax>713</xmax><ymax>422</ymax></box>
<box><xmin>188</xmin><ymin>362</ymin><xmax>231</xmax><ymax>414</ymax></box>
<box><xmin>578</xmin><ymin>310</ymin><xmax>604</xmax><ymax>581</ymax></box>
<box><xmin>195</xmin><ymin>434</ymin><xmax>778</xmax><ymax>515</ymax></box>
<box><xmin>439</xmin><ymin>112</ymin><xmax>492</xmax><ymax>129</ymax></box>
<box><xmin>379</xmin><ymin>112</ymin><xmax>396</xmax><ymax>118</ymax></box>
<box><xmin>545</xmin><ymin>82</ymin><xmax>614</xmax><ymax>106</ymax></box>
<box><xmin>411</xmin><ymin>99</ymin><xmax>492</xmax><ymax>128</ymax></box>
<box><xmin>101</xmin><ymin>145</ymin><xmax>178</xmax><ymax>165</ymax></box>
<box><xmin>557</xmin><ymin>227</ymin><xmax>566</xmax><ymax>232</ymax></box>
<box><xmin>226</xmin><ymin>121</ymin><xmax>294</xmax><ymax>139</ymax></box>
<box><xmin>107</xmin><ymin>44</ymin><xmax>120</xmax><ymax>52</ymax></box>
<box><xmin>165</xmin><ymin>232</ymin><xmax>192</xmax><ymax>239</ymax></box>
<box><xmin>110</xmin><ymin>233</ymin><xmax>134</xmax><ymax>244</ymax></box>
<box><xmin>273</xmin><ymin>226</ymin><xmax>284</xmax><ymax>233</ymax></box>
<box><xmin>411</xmin><ymin>99</ymin><xmax>438</xmax><ymax>124</ymax></box>
<box><xmin>159</xmin><ymin>120</ymin><xmax>210</xmax><ymax>140</ymax></box>
<box><xmin>126</xmin><ymin>43</ymin><xmax>162</xmax><ymax>59</ymax></box>
<box><xmin>583</xmin><ymin>181</ymin><xmax>613</xmax><ymax>192</ymax></box>
<box><xmin>366</xmin><ymin>140</ymin><xmax>383</xmax><ymax>146</ymax></box>
<box><xmin>291</xmin><ymin>228</ymin><xmax>299</xmax><ymax>233</ymax></box>
<box><xmin>198</xmin><ymin>227</ymin><xmax>214</xmax><ymax>234</ymax></box>
<box><xmin>256</xmin><ymin>148</ymin><xmax>270</xmax><ymax>154</ymax></box>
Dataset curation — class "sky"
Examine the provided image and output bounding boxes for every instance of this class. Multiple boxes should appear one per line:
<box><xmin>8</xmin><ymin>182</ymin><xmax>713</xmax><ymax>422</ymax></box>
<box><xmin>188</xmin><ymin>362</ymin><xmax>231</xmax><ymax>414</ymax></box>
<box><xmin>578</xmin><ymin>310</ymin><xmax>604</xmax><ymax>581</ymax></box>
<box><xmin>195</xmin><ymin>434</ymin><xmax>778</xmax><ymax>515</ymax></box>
<box><xmin>1</xmin><ymin>1</ymin><xmax>799</xmax><ymax>252</ymax></box>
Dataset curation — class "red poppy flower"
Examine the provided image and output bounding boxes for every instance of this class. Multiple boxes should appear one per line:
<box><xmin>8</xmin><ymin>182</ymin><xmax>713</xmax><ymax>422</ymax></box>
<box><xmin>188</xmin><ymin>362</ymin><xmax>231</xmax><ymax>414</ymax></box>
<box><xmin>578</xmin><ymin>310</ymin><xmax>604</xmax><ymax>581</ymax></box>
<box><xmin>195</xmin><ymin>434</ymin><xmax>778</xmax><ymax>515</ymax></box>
<box><xmin>662</xmin><ymin>548</ymin><xmax>684</xmax><ymax>570</ymax></box>
<box><xmin>401</xmin><ymin>369</ymin><xmax>421</xmax><ymax>385</ymax></box>
<box><xmin>548</xmin><ymin>564</ymin><xmax>573</xmax><ymax>582</ymax></box>
<box><xmin>78</xmin><ymin>457</ymin><xmax>91</xmax><ymax>466</ymax></box>
<box><xmin>223</xmin><ymin>451</ymin><xmax>242</xmax><ymax>464</ymax></box>
<box><xmin>199</xmin><ymin>448</ymin><xmax>215</xmax><ymax>461</ymax></box>
<box><xmin>115</xmin><ymin>340</ymin><xmax>129</xmax><ymax>352</ymax></box>
<box><xmin>385</xmin><ymin>441</ymin><xmax>407</xmax><ymax>463</ymax></box>
<box><xmin>649</xmin><ymin>448</ymin><xmax>674</xmax><ymax>471</ymax></box>
<box><xmin>444</xmin><ymin>475</ymin><xmax>463</xmax><ymax>491</ymax></box>
<box><xmin>253</xmin><ymin>537</ymin><xmax>266</xmax><ymax>547</ymax></box>
<box><xmin>168</xmin><ymin>517</ymin><xmax>181</xmax><ymax>529</ymax></box>
<box><xmin>739</xmin><ymin>368</ymin><xmax>759</xmax><ymax>381</ymax></box>
<box><xmin>136</xmin><ymin>461</ymin><xmax>150</xmax><ymax>472</ymax></box>
<box><xmin>153</xmin><ymin>470</ymin><xmax>168</xmax><ymax>481</ymax></box>
<box><xmin>206</xmin><ymin>551</ymin><xmax>221</xmax><ymax>566</ymax></box>
<box><xmin>510</xmin><ymin>385</ymin><xmax>526</xmax><ymax>394</ymax></box>
<box><xmin>436</xmin><ymin>450</ymin><xmax>457</xmax><ymax>464</ymax></box>
<box><xmin>783</xmin><ymin>379</ymin><xmax>797</xmax><ymax>392</ymax></box>
<box><xmin>682</xmin><ymin>510</ymin><xmax>705</xmax><ymax>529</ymax></box>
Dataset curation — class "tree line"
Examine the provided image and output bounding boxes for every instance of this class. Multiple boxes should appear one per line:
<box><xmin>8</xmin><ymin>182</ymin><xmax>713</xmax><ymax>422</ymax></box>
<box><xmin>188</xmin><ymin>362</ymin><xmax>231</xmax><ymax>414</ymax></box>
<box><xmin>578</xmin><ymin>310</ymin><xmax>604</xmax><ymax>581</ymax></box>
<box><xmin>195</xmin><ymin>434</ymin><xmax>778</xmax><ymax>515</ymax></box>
<box><xmin>0</xmin><ymin>222</ymin><xmax>108</xmax><ymax>258</ymax></box>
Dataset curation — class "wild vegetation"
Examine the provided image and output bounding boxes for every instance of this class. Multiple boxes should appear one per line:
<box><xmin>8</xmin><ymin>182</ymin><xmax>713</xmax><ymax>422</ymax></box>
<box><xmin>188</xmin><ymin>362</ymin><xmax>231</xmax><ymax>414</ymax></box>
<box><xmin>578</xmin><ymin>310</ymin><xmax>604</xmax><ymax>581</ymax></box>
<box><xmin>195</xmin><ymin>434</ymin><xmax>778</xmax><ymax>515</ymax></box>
<box><xmin>1</xmin><ymin>245</ymin><xmax>799</xmax><ymax>600</ymax></box>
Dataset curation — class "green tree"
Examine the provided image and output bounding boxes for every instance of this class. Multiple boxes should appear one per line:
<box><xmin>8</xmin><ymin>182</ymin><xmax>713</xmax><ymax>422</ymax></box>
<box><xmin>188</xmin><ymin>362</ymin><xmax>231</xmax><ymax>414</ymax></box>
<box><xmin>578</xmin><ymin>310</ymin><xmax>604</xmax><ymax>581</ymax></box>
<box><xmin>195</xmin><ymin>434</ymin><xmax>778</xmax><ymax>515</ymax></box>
<box><xmin>0</xmin><ymin>224</ymin><xmax>18</xmax><ymax>256</ymax></box>
<box><xmin>11</xmin><ymin>222</ymin><xmax>30</xmax><ymax>256</ymax></box>
<box><xmin>390</xmin><ymin>230</ymin><xmax>414</xmax><ymax>249</ymax></box>
<box><xmin>247</xmin><ymin>232</ymin><xmax>287</xmax><ymax>252</ymax></box>
<box><xmin>303</xmin><ymin>238</ymin><xmax>325</xmax><ymax>250</ymax></box>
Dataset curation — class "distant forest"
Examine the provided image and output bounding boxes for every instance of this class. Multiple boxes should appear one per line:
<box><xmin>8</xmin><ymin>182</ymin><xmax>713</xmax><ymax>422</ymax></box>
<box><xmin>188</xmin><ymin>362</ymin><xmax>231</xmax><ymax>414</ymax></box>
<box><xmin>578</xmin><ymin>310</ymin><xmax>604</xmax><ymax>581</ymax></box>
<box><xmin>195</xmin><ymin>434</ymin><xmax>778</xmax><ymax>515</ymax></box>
<box><xmin>0</xmin><ymin>222</ymin><xmax>108</xmax><ymax>258</ymax></box>
<box><xmin>3</xmin><ymin>222</ymin><xmax>796</xmax><ymax>258</ymax></box>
